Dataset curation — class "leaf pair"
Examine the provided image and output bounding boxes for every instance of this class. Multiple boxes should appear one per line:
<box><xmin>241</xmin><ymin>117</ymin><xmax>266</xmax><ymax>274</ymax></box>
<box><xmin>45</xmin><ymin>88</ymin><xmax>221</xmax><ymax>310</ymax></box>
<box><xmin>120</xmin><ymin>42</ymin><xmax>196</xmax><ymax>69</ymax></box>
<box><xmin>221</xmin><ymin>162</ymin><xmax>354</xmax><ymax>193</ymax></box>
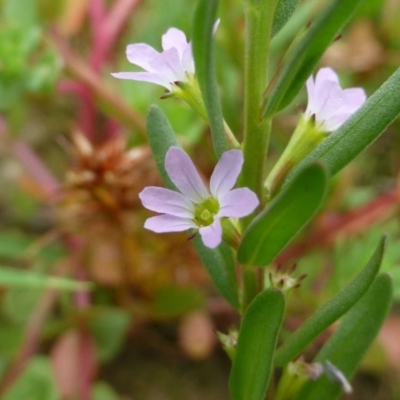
<box><xmin>229</xmin><ymin>236</ymin><xmax>392</xmax><ymax>400</ymax></box>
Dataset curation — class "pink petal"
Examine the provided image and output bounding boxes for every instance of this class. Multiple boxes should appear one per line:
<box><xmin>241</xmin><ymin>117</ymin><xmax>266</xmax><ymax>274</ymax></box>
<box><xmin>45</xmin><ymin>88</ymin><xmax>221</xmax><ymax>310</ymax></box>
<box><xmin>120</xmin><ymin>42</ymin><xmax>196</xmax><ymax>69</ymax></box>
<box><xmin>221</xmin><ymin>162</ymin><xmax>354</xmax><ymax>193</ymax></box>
<box><xmin>162</xmin><ymin>28</ymin><xmax>188</xmax><ymax>58</ymax></box>
<box><xmin>324</xmin><ymin>112</ymin><xmax>354</xmax><ymax>132</ymax></box>
<box><xmin>317</xmin><ymin>83</ymin><xmax>344</xmax><ymax>122</ymax></box>
<box><xmin>149</xmin><ymin>47</ymin><xmax>186</xmax><ymax>83</ymax></box>
<box><xmin>314</xmin><ymin>80</ymin><xmax>343</xmax><ymax>118</ymax></box>
<box><xmin>139</xmin><ymin>187</ymin><xmax>194</xmax><ymax>218</ymax></box>
<box><xmin>126</xmin><ymin>43</ymin><xmax>160</xmax><ymax>71</ymax></box>
<box><xmin>182</xmin><ymin>43</ymin><xmax>195</xmax><ymax>74</ymax></box>
<box><xmin>144</xmin><ymin>214</ymin><xmax>196</xmax><ymax>232</ymax></box>
<box><xmin>165</xmin><ymin>147</ymin><xmax>209</xmax><ymax>203</ymax></box>
<box><xmin>218</xmin><ymin>188</ymin><xmax>259</xmax><ymax>218</ymax></box>
<box><xmin>199</xmin><ymin>219</ymin><xmax>222</xmax><ymax>248</ymax></box>
<box><xmin>111</xmin><ymin>72</ymin><xmax>171</xmax><ymax>89</ymax></box>
<box><xmin>305</xmin><ymin>75</ymin><xmax>316</xmax><ymax>116</ymax></box>
<box><xmin>340</xmin><ymin>88</ymin><xmax>366</xmax><ymax>113</ymax></box>
<box><xmin>314</xmin><ymin>67</ymin><xmax>339</xmax><ymax>88</ymax></box>
<box><xmin>210</xmin><ymin>150</ymin><xmax>243</xmax><ymax>199</ymax></box>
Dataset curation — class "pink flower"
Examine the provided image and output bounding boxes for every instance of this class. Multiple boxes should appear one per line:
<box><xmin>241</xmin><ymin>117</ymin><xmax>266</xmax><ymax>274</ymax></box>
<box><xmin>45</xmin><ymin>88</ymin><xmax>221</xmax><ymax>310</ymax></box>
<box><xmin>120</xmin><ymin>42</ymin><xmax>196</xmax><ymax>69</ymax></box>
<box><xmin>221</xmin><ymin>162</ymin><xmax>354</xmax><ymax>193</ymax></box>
<box><xmin>139</xmin><ymin>147</ymin><xmax>259</xmax><ymax>248</ymax></box>
<box><xmin>111</xmin><ymin>27</ymin><xmax>194</xmax><ymax>91</ymax></box>
<box><xmin>305</xmin><ymin>68</ymin><xmax>366</xmax><ymax>132</ymax></box>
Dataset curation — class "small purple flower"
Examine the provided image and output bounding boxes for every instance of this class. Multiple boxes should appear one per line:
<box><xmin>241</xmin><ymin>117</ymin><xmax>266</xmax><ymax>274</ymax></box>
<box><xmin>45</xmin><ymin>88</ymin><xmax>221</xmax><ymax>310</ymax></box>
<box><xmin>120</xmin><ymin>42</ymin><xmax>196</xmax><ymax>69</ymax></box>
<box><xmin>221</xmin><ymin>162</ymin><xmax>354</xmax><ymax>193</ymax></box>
<box><xmin>305</xmin><ymin>67</ymin><xmax>366</xmax><ymax>132</ymax></box>
<box><xmin>139</xmin><ymin>147</ymin><xmax>259</xmax><ymax>248</ymax></box>
<box><xmin>112</xmin><ymin>27</ymin><xmax>194</xmax><ymax>90</ymax></box>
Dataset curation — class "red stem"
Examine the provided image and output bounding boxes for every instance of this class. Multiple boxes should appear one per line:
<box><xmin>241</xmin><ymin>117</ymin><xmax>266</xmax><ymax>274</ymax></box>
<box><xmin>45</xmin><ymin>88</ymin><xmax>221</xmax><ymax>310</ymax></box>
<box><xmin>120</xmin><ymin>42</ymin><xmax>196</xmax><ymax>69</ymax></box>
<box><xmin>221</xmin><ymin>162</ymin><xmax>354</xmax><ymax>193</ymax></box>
<box><xmin>12</xmin><ymin>141</ymin><xmax>59</xmax><ymax>197</ymax></box>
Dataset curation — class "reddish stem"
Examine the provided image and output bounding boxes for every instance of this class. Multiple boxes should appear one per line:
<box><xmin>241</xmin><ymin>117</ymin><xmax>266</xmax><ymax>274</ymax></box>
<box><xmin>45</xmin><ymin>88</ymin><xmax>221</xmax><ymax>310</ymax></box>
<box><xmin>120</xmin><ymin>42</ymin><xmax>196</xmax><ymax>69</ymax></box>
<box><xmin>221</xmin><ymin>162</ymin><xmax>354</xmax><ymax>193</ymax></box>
<box><xmin>12</xmin><ymin>141</ymin><xmax>59</xmax><ymax>197</ymax></box>
<box><xmin>90</xmin><ymin>0</ymin><xmax>143</xmax><ymax>68</ymax></box>
<box><xmin>51</xmin><ymin>31</ymin><xmax>146</xmax><ymax>136</ymax></box>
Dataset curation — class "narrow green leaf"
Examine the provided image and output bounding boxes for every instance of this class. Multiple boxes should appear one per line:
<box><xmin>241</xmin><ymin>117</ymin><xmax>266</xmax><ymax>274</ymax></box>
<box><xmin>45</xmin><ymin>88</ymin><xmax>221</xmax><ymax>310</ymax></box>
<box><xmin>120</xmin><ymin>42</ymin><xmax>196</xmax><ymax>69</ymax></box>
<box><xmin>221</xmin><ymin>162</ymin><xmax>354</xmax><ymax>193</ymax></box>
<box><xmin>193</xmin><ymin>236</ymin><xmax>239</xmax><ymax>309</ymax></box>
<box><xmin>0</xmin><ymin>267</ymin><xmax>91</xmax><ymax>291</ymax></box>
<box><xmin>292</xmin><ymin>67</ymin><xmax>400</xmax><ymax>178</ymax></box>
<box><xmin>192</xmin><ymin>0</ymin><xmax>228</xmax><ymax>158</ymax></box>
<box><xmin>238</xmin><ymin>163</ymin><xmax>328</xmax><ymax>266</ymax></box>
<box><xmin>272</xmin><ymin>0</ymin><xmax>300</xmax><ymax>38</ymax></box>
<box><xmin>275</xmin><ymin>235</ymin><xmax>387</xmax><ymax>366</ymax></box>
<box><xmin>229</xmin><ymin>288</ymin><xmax>285</xmax><ymax>400</ymax></box>
<box><xmin>263</xmin><ymin>0</ymin><xmax>363</xmax><ymax>117</ymax></box>
<box><xmin>296</xmin><ymin>273</ymin><xmax>393</xmax><ymax>400</ymax></box>
<box><xmin>146</xmin><ymin>105</ymin><xmax>179</xmax><ymax>190</ymax></box>
<box><xmin>146</xmin><ymin>105</ymin><xmax>239</xmax><ymax>308</ymax></box>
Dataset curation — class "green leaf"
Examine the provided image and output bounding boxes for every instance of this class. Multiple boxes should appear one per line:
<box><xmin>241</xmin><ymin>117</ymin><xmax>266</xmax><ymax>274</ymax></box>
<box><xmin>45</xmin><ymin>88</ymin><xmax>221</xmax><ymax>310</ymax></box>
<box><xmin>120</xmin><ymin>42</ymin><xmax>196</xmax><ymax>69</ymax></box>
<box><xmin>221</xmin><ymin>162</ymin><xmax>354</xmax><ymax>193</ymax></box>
<box><xmin>292</xmin><ymin>67</ymin><xmax>400</xmax><ymax>178</ymax></box>
<box><xmin>229</xmin><ymin>288</ymin><xmax>285</xmax><ymax>400</ymax></box>
<box><xmin>272</xmin><ymin>0</ymin><xmax>300</xmax><ymax>37</ymax></box>
<box><xmin>89</xmin><ymin>307</ymin><xmax>131</xmax><ymax>362</ymax></box>
<box><xmin>151</xmin><ymin>285</ymin><xmax>206</xmax><ymax>318</ymax></box>
<box><xmin>4</xmin><ymin>357</ymin><xmax>59</xmax><ymax>400</ymax></box>
<box><xmin>263</xmin><ymin>0</ymin><xmax>363</xmax><ymax>117</ymax></box>
<box><xmin>193</xmin><ymin>236</ymin><xmax>239</xmax><ymax>309</ymax></box>
<box><xmin>192</xmin><ymin>0</ymin><xmax>228</xmax><ymax>158</ymax></box>
<box><xmin>295</xmin><ymin>273</ymin><xmax>393</xmax><ymax>400</ymax></box>
<box><xmin>91</xmin><ymin>382</ymin><xmax>119</xmax><ymax>400</ymax></box>
<box><xmin>147</xmin><ymin>105</ymin><xmax>180</xmax><ymax>190</ymax></box>
<box><xmin>238</xmin><ymin>163</ymin><xmax>328</xmax><ymax>266</ymax></box>
<box><xmin>0</xmin><ymin>267</ymin><xmax>91</xmax><ymax>291</ymax></box>
<box><xmin>275</xmin><ymin>235</ymin><xmax>387</xmax><ymax>366</ymax></box>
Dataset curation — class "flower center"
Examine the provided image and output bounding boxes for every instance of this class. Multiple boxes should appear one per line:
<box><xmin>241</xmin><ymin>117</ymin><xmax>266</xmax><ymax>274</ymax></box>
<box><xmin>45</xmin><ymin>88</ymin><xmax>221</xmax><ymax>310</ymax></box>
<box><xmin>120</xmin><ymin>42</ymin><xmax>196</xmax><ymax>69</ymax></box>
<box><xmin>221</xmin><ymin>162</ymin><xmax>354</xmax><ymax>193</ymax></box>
<box><xmin>194</xmin><ymin>197</ymin><xmax>220</xmax><ymax>226</ymax></box>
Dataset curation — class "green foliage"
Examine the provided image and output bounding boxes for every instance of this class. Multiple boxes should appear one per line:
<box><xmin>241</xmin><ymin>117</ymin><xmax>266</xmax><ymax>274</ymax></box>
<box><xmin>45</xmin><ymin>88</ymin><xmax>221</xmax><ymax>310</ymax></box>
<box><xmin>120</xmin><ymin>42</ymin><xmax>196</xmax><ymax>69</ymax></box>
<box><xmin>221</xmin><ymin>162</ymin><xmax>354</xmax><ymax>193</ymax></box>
<box><xmin>91</xmin><ymin>382</ymin><xmax>119</xmax><ymax>400</ymax></box>
<box><xmin>295</xmin><ymin>274</ymin><xmax>393</xmax><ymax>400</ymax></box>
<box><xmin>229</xmin><ymin>288</ymin><xmax>285</xmax><ymax>400</ymax></box>
<box><xmin>0</xmin><ymin>23</ymin><xmax>60</xmax><ymax>112</ymax></box>
<box><xmin>263</xmin><ymin>0</ymin><xmax>364</xmax><ymax>117</ymax></box>
<box><xmin>332</xmin><ymin>220</ymin><xmax>400</xmax><ymax>300</ymax></box>
<box><xmin>275</xmin><ymin>235</ymin><xmax>387</xmax><ymax>366</ymax></box>
<box><xmin>0</xmin><ymin>267</ymin><xmax>91</xmax><ymax>290</ymax></box>
<box><xmin>2</xmin><ymin>287</ymin><xmax>43</xmax><ymax>324</ymax></box>
<box><xmin>272</xmin><ymin>0</ymin><xmax>300</xmax><ymax>37</ymax></box>
<box><xmin>3</xmin><ymin>357</ymin><xmax>59</xmax><ymax>400</ymax></box>
<box><xmin>192</xmin><ymin>0</ymin><xmax>228</xmax><ymax>157</ymax></box>
<box><xmin>0</xmin><ymin>232</ymin><xmax>65</xmax><ymax>262</ymax></box>
<box><xmin>238</xmin><ymin>163</ymin><xmax>328</xmax><ymax>266</ymax></box>
<box><xmin>151</xmin><ymin>285</ymin><xmax>206</xmax><ymax>318</ymax></box>
<box><xmin>89</xmin><ymin>307</ymin><xmax>131</xmax><ymax>362</ymax></box>
<box><xmin>193</xmin><ymin>236</ymin><xmax>239</xmax><ymax>309</ymax></box>
<box><xmin>147</xmin><ymin>105</ymin><xmax>180</xmax><ymax>189</ymax></box>
<box><xmin>3</xmin><ymin>0</ymin><xmax>38</xmax><ymax>26</ymax></box>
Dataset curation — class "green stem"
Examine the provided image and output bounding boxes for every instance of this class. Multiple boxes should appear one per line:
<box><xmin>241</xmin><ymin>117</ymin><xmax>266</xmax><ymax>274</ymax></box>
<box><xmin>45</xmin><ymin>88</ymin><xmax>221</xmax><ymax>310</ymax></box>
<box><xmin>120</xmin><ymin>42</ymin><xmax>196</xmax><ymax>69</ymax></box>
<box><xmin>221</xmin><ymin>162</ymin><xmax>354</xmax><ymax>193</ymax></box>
<box><xmin>241</xmin><ymin>0</ymin><xmax>278</xmax><ymax>204</ymax></box>
<box><xmin>241</xmin><ymin>267</ymin><xmax>259</xmax><ymax>314</ymax></box>
<box><xmin>223</xmin><ymin>119</ymin><xmax>241</xmax><ymax>148</ymax></box>
<box><xmin>240</xmin><ymin>0</ymin><xmax>278</xmax><ymax>311</ymax></box>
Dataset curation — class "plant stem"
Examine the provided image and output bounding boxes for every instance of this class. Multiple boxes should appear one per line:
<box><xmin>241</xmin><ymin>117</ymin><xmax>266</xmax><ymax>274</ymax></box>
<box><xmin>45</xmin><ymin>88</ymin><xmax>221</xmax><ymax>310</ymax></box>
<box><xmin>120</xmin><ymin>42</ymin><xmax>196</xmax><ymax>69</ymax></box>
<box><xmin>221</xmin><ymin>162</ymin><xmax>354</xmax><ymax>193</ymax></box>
<box><xmin>241</xmin><ymin>0</ymin><xmax>278</xmax><ymax>203</ymax></box>
<box><xmin>241</xmin><ymin>267</ymin><xmax>259</xmax><ymax>313</ymax></box>
<box><xmin>240</xmin><ymin>0</ymin><xmax>278</xmax><ymax>310</ymax></box>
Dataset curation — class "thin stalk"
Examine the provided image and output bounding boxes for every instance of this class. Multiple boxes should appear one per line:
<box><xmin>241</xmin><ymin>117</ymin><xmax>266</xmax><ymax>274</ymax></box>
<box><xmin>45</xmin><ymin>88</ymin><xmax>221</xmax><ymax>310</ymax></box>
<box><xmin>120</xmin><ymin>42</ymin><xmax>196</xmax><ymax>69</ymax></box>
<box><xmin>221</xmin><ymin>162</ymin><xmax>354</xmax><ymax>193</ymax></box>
<box><xmin>240</xmin><ymin>0</ymin><xmax>278</xmax><ymax>310</ymax></box>
<box><xmin>241</xmin><ymin>0</ymin><xmax>278</xmax><ymax>202</ymax></box>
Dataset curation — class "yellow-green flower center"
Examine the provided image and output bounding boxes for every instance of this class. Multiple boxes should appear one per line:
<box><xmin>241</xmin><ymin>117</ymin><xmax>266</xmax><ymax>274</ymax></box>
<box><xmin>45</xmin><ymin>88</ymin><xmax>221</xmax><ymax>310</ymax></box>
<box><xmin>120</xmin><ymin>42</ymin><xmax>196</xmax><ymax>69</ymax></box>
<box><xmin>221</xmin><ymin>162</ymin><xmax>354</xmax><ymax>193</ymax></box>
<box><xmin>194</xmin><ymin>197</ymin><xmax>220</xmax><ymax>227</ymax></box>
